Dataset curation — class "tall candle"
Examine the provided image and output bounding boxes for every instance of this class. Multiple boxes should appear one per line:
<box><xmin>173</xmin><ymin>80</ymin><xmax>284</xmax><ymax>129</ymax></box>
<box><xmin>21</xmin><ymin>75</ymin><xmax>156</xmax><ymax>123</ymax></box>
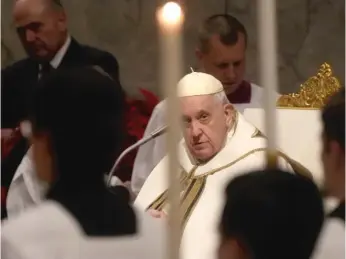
<box><xmin>257</xmin><ymin>0</ymin><xmax>279</xmax><ymax>168</ymax></box>
<box><xmin>157</xmin><ymin>2</ymin><xmax>184</xmax><ymax>259</ymax></box>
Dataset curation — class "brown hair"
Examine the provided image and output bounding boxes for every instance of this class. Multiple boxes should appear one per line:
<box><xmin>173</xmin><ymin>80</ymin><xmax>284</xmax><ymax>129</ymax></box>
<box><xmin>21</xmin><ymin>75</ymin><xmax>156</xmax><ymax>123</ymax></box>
<box><xmin>322</xmin><ymin>87</ymin><xmax>345</xmax><ymax>150</ymax></box>
<box><xmin>198</xmin><ymin>14</ymin><xmax>247</xmax><ymax>53</ymax></box>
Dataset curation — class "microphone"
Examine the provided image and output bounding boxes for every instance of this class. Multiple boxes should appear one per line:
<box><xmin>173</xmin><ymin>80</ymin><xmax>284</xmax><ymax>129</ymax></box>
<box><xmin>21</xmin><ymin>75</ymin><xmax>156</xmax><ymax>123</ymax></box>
<box><xmin>106</xmin><ymin>125</ymin><xmax>168</xmax><ymax>187</ymax></box>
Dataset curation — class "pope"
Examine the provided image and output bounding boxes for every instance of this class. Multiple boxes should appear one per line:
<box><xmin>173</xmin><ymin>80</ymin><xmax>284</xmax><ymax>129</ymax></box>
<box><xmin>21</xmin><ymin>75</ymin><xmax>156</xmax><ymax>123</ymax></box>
<box><xmin>135</xmin><ymin>72</ymin><xmax>305</xmax><ymax>259</ymax></box>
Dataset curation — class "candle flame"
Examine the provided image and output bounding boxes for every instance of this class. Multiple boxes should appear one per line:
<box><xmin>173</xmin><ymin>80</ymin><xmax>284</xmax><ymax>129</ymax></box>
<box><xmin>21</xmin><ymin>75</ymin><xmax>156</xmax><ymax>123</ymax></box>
<box><xmin>158</xmin><ymin>2</ymin><xmax>183</xmax><ymax>26</ymax></box>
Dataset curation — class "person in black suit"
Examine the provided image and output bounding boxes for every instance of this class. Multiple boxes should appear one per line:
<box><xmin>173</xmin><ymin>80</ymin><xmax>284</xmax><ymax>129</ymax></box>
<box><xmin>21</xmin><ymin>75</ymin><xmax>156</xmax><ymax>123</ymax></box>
<box><xmin>1</xmin><ymin>0</ymin><xmax>124</xmax><ymax>218</ymax></box>
<box><xmin>2</xmin><ymin>0</ymin><xmax>123</xmax><ymax>127</ymax></box>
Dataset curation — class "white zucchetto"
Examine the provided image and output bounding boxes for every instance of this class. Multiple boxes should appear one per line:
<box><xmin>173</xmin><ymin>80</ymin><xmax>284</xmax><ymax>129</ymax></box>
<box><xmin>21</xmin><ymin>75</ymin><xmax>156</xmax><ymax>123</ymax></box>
<box><xmin>177</xmin><ymin>72</ymin><xmax>224</xmax><ymax>97</ymax></box>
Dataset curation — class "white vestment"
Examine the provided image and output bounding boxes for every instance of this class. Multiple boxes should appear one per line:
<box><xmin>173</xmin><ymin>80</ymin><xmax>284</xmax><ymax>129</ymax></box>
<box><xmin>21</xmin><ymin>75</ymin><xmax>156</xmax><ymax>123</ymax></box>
<box><xmin>134</xmin><ymin>112</ymin><xmax>293</xmax><ymax>259</ymax></box>
<box><xmin>6</xmin><ymin>148</ymin><xmax>49</xmax><ymax>218</ymax></box>
<box><xmin>6</xmin><ymin>147</ymin><xmax>124</xmax><ymax>219</ymax></box>
<box><xmin>1</xmin><ymin>201</ymin><xmax>166</xmax><ymax>259</ymax></box>
<box><xmin>312</xmin><ymin>218</ymin><xmax>345</xmax><ymax>259</ymax></box>
<box><xmin>131</xmin><ymin>83</ymin><xmax>281</xmax><ymax>194</ymax></box>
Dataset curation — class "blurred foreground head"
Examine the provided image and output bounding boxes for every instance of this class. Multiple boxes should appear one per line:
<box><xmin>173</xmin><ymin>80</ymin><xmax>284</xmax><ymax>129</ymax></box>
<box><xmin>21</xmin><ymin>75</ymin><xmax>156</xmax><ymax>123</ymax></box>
<box><xmin>26</xmin><ymin>67</ymin><xmax>125</xmax><ymax>187</ymax></box>
<box><xmin>321</xmin><ymin>87</ymin><xmax>345</xmax><ymax>199</ymax></box>
<box><xmin>219</xmin><ymin>169</ymin><xmax>324</xmax><ymax>259</ymax></box>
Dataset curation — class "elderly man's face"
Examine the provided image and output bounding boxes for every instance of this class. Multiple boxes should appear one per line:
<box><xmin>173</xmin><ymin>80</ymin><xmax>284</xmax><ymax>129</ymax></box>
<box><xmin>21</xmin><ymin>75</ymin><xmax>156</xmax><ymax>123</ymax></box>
<box><xmin>181</xmin><ymin>95</ymin><xmax>234</xmax><ymax>161</ymax></box>
<box><xmin>13</xmin><ymin>0</ymin><xmax>67</xmax><ymax>62</ymax></box>
<box><xmin>196</xmin><ymin>33</ymin><xmax>246</xmax><ymax>95</ymax></box>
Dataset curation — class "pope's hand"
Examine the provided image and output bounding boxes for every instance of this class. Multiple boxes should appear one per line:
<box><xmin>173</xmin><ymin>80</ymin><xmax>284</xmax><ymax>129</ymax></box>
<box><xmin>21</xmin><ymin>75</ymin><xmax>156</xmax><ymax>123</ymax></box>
<box><xmin>147</xmin><ymin>209</ymin><xmax>167</xmax><ymax>219</ymax></box>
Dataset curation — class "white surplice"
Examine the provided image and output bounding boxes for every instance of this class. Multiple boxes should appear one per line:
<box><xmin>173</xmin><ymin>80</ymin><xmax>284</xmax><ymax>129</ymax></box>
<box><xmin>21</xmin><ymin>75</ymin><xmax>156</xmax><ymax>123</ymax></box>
<box><xmin>134</xmin><ymin>112</ymin><xmax>293</xmax><ymax>259</ymax></box>
<box><xmin>131</xmin><ymin>83</ymin><xmax>280</xmax><ymax>194</ymax></box>
<box><xmin>311</xmin><ymin>218</ymin><xmax>345</xmax><ymax>259</ymax></box>
<box><xmin>6</xmin><ymin>147</ymin><xmax>125</xmax><ymax>219</ymax></box>
<box><xmin>1</xmin><ymin>201</ymin><xmax>166</xmax><ymax>259</ymax></box>
<box><xmin>6</xmin><ymin>148</ymin><xmax>49</xmax><ymax>218</ymax></box>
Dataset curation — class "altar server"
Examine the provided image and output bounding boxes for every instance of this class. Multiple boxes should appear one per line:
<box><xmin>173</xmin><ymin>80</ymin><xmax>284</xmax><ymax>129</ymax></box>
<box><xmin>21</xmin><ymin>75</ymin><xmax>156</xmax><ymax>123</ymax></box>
<box><xmin>2</xmin><ymin>68</ymin><xmax>165</xmax><ymax>259</ymax></box>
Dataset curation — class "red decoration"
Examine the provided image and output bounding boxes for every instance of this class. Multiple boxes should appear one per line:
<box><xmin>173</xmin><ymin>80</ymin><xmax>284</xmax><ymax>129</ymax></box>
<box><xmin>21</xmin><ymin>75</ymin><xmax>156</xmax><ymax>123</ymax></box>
<box><xmin>1</xmin><ymin>128</ymin><xmax>22</xmax><ymax>160</ymax></box>
<box><xmin>116</xmin><ymin>88</ymin><xmax>159</xmax><ymax>181</ymax></box>
<box><xmin>0</xmin><ymin>89</ymin><xmax>159</xmax><ymax>207</ymax></box>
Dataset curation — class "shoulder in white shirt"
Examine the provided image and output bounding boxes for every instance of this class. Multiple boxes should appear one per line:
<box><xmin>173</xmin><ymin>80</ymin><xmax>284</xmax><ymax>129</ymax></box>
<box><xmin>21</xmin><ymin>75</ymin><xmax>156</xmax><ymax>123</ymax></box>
<box><xmin>312</xmin><ymin>218</ymin><xmax>345</xmax><ymax>259</ymax></box>
<box><xmin>2</xmin><ymin>201</ymin><xmax>166</xmax><ymax>259</ymax></box>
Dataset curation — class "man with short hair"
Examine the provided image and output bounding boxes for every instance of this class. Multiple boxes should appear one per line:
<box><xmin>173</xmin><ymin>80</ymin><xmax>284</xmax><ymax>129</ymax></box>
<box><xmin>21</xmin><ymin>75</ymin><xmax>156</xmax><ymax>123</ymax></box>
<box><xmin>2</xmin><ymin>0</ymin><xmax>124</xmax><ymax>218</ymax></box>
<box><xmin>218</xmin><ymin>169</ymin><xmax>324</xmax><ymax>259</ymax></box>
<box><xmin>312</xmin><ymin>88</ymin><xmax>345</xmax><ymax>259</ymax></box>
<box><xmin>135</xmin><ymin>72</ymin><xmax>296</xmax><ymax>259</ymax></box>
<box><xmin>131</xmin><ymin>14</ymin><xmax>279</xmax><ymax>195</ymax></box>
<box><xmin>2</xmin><ymin>0</ymin><xmax>123</xmax><ymax>128</ymax></box>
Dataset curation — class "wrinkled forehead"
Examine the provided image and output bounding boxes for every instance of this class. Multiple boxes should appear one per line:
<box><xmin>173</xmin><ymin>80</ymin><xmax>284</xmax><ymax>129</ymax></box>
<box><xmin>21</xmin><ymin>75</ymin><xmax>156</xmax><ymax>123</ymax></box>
<box><xmin>13</xmin><ymin>0</ymin><xmax>49</xmax><ymax>26</ymax></box>
<box><xmin>179</xmin><ymin>95</ymin><xmax>219</xmax><ymax>116</ymax></box>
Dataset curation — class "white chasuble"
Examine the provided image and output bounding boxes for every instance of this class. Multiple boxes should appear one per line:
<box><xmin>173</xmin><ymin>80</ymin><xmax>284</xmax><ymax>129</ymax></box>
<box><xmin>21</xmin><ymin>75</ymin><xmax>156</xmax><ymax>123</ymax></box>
<box><xmin>134</xmin><ymin>112</ymin><xmax>295</xmax><ymax>259</ymax></box>
<box><xmin>130</xmin><ymin>83</ymin><xmax>281</xmax><ymax>195</ymax></box>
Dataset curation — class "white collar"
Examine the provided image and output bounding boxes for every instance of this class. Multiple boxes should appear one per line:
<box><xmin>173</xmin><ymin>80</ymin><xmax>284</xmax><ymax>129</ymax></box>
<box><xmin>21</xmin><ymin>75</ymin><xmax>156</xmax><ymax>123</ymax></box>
<box><xmin>49</xmin><ymin>35</ymin><xmax>71</xmax><ymax>68</ymax></box>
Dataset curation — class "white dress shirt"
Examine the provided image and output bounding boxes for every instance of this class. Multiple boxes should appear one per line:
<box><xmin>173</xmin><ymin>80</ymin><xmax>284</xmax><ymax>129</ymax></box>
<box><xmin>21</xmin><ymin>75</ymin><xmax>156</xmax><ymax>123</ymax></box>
<box><xmin>38</xmin><ymin>35</ymin><xmax>71</xmax><ymax>77</ymax></box>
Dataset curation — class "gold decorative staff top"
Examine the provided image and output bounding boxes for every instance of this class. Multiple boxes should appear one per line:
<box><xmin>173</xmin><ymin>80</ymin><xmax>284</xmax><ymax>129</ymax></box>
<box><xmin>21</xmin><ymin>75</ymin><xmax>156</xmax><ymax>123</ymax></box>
<box><xmin>277</xmin><ymin>63</ymin><xmax>342</xmax><ymax>108</ymax></box>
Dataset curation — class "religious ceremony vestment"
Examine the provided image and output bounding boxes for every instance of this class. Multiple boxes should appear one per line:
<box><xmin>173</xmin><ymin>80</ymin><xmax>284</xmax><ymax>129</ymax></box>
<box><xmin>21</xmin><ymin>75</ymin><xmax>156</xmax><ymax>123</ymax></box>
<box><xmin>1</xmin><ymin>201</ymin><xmax>166</xmax><ymax>259</ymax></box>
<box><xmin>6</xmin><ymin>147</ymin><xmax>126</xmax><ymax>219</ymax></box>
<box><xmin>134</xmin><ymin>111</ymin><xmax>294</xmax><ymax>259</ymax></box>
<box><xmin>131</xmin><ymin>82</ymin><xmax>281</xmax><ymax>195</ymax></box>
<box><xmin>312</xmin><ymin>201</ymin><xmax>345</xmax><ymax>259</ymax></box>
<box><xmin>1</xmin><ymin>35</ymin><xmax>124</xmax><ymax>219</ymax></box>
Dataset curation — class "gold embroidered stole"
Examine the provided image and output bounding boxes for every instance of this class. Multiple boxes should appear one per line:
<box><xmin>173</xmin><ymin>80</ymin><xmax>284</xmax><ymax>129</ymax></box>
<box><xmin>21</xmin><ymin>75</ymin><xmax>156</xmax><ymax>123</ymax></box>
<box><xmin>146</xmin><ymin>146</ymin><xmax>313</xmax><ymax>233</ymax></box>
<box><xmin>146</xmin><ymin>147</ymin><xmax>271</xmax><ymax>231</ymax></box>
<box><xmin>147</xmin><ymin>166</ymin><xmax>207</xmax><ymax>231</ymax></box>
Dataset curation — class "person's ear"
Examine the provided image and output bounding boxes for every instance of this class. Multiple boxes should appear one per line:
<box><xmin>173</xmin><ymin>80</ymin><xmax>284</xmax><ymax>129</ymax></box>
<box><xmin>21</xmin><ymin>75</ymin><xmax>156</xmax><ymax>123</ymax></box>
<box><xmin>195</xmin><ymin>47</ymin><xmax>204</xmax><ymax>62</ymax></box>
<box><xmin>56</xmin><ymin>11</ymin><xmax>67</xmax><ymax>31</ymax></box>
<box><xmin>330</xmin><ymin>140</ymin><xmax>345</xmax><ymax>168</ymax></box>
<box><xmin>224</xmin><ymin>103</ymin><xmax>235</xmax><ymax>126</ymax></box>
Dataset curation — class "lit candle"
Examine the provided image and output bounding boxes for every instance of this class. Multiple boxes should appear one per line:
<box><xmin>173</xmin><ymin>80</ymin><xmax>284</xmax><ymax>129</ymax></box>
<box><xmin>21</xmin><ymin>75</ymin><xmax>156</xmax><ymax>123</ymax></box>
<box><xmin>257</xmin><ymin>0</ymin><xmax>278</xmax><ymax>168</ymax></box>
<box><xmin>157</xmin><ymin>2</ymin><xmax>184</xmax><ymax>259</ymax></box>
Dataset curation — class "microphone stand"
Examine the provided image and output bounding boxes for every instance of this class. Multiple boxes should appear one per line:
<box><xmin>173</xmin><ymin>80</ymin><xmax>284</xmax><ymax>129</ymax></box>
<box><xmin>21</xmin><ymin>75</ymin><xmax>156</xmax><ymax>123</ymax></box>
<box><xmin>106</xmin><ymin>125</ymin><xmax>167</xmax><ymax>187</ymax></box>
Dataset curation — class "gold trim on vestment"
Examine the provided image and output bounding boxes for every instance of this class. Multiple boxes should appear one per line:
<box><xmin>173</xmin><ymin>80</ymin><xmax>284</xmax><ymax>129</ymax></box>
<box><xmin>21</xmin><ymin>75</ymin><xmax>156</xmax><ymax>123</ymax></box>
<box><xmin>147</xmin><ymin>170</ymin><xmax>190</xmax><ymax>210</ymax></box>
<box><xmin>276</xmin><ymin>151</ymin><xmax>313</xmax><ymax>179</ymax></box>
<box><xmin>250</xmin><ymin>129</ymin><xmax>313</xmax><ymax>179</ymax></box>
<box><xmin>179</xmin><ymin>177</ymin><xmax>207</xmax><ymax>231</ymax></box>
<box><xmin>251</xmin><ymin>128</ymin><xmax>266</xmax><ymax>138</ymax></box>
<box><xmin>146</xmin><ymin>131</ymin><xmax>313</xmax><ymax>235</ymax></box>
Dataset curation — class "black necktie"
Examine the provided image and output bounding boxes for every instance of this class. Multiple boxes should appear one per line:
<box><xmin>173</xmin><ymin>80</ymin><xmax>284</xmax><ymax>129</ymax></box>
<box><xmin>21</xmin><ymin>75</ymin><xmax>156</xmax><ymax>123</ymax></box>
<box><xmin>39</xmin><ymin>62</ymin><xmax>54</xmax><ymax>80</ymax></box>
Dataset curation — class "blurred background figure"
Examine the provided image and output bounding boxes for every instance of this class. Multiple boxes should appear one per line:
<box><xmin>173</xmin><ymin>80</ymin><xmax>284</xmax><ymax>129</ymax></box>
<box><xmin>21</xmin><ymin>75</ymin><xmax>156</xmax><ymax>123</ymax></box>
<box><xmin>312</xmin><ymin>87</ymin><xmax>345</xmax><ymax>259</ymax></box>
<box><xmin>2</xmin><ymin>67</ymin><xmax>165</xmax><ymax>259</ymax></box>
<box><xmin>1</xmin><ymin>0</ymin><xmax>123</xmax><ymax>218</ymax></box>
<box><xmin>218</xmin><ymin>169</ymin><xmax>324</xmax><ymax>259</ymax></box>
<box><xmin>131</xmin><ymin>14</ymin><xmax>281</xmax><ymax>196</ymax></box>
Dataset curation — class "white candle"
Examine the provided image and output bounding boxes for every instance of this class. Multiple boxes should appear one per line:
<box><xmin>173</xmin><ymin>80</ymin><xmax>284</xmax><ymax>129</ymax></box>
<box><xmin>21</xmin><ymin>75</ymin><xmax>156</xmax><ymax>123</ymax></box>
<box><xmin>257</xmin><ymin>0</ymin><xmax>278</xmax><ymax>167</ymax></box>
<box><xmin>157</xmin><ymin>2</ymin><xmax>184</xmax><ymax>259</ymax></box>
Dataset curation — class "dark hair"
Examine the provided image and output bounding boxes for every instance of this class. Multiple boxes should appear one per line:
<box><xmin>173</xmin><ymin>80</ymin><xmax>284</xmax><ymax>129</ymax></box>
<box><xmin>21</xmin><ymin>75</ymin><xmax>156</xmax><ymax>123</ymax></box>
<box><xmin>322</xmin><ymin>87</ymin><xmax>345</xmax><ymax>150</ymax></box>
<box><xmin>220</xmin><ymin>169</ymin><xmax>324</xmax><ymax>259</ymax></box>
<box><xmin>31</xmin><ymin>67</ymin><xmax>125</xmax><ymax>183</ymax></box>
<box><xmin>198</xmin><ymin>14</ymin><xmax>248</xmax><ymax>53</ymax></box>
<box><xmin>29</xmin><ymin>67</ymin><xmax>136</xmax><ymax>236</ymax></box>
